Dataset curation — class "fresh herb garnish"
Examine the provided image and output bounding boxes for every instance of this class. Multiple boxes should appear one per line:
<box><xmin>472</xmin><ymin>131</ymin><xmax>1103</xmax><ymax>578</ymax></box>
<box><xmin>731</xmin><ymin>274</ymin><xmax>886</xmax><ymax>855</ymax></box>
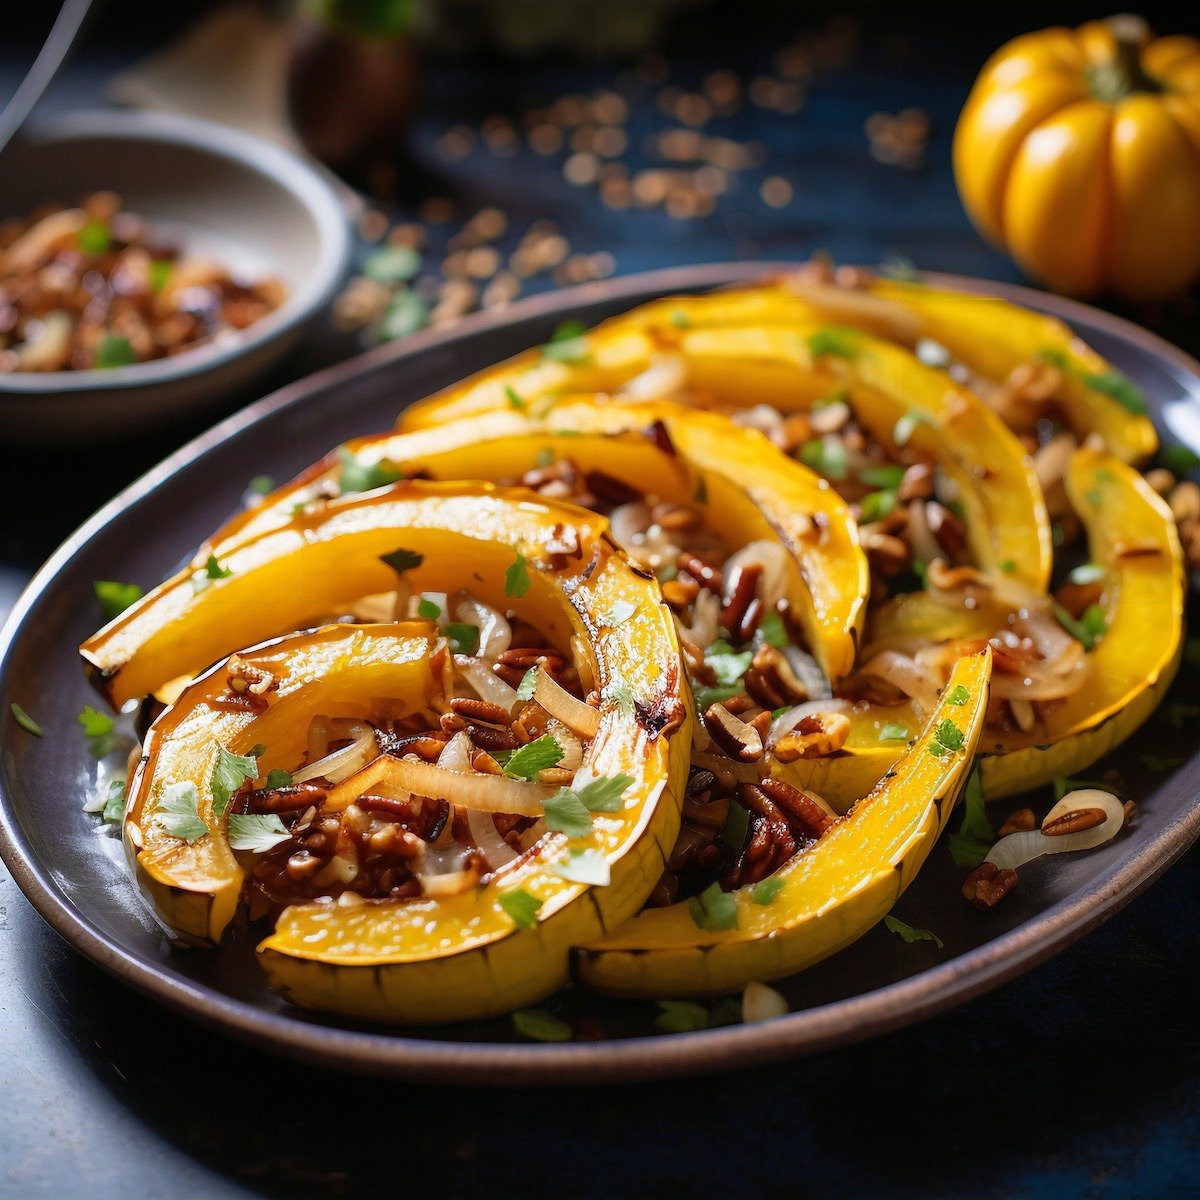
<box><xmin>265</xmin><ymin>769</ymin><xmax>294</xmax><ymax>790</ymax></box>
<box><xmin>156</xmin><ymin>781</ymin><xmax>207</xmax><ymax>842</ymax></box>
<box><xmin>928</xmin><ymin>718</ymin><xmax>965</xmax><ymax>757</ymax></box>
<box><xmin>553</xmin><ymin>848</ymin><xmax>610</xmax><ymax>886</ymax></box>
<box><xmin>505</xmin><ymin>385</ymin><xmax>527</xmax><ymax>411</ymax></box>
<box><xmin>210</xmin><ymin>744</ymin><xmax>262</xmax><ymax>816</ymax></box>
<box><xmin>444</xmin><ymin>622</ymin><xmax>480</xmax><ymax>655</ymax></box>
<box><xmin>705</xmin><ymin>639</ymin><xmax>753</xmax><ymax>687</ymax></box>
<box><xmin>799</xmin><ymin>436</ymin><xmax>848</xmax><ymax>481</ymax></box>
<box><xmin>878</xmin><ymin>722</ymin><xmax>910</xmax><ymax>741</ymax></box>
<box><xmin>752</xmin><ymin>876</ymin><xmax>785</xmax><ymax>905</ymax></box>
<box><xmin>503</xmin><ymin>734</ymin><xmax>564</xmax><ymax>780</ymax></box>
<box><xmin>946</xmin><ymin>685</ymin><xmax>970</xmax><ymax>706</ymax></box>
<box><xmin>655</xmin><ymin>1000</ymin><xmax>709</xmax><ymax>1033</ymax></box>
<box><xmin>859</xmin><ymin>489</ymin><xmax>897</xmax><ymax>522</ymax></box>
<box><xmin>1051</xmin><ymin>601</ymin><xmax>1107</xmax><ymax>651</ymax></box>
<box><xmin>693</xmin><ymin>683</ymin><xmax>744</xmax><ymax>711</ymax></box>
<box><xmin>516</xmin><ymin>666</ymin><xmax>538</xmax><ymax>701</ymax></box>
<box><xmin>947</xmin><ymin>765</ymin><xmax>993</xmax><ymax>867</ymax></box>
<box><xmin>535</xmin><ymin>447</ymin><xmax>555</xmax><ymax>468</ymax></box>
<box><xmin>10</xmin><ymin>702</ymin><xmax>42</xmax><ymax>737</ymax></box>
<box><xmin>227</xmin><ymin>813</ymin><xmax>291</xmax><ymax>852</ymax></box>
<box><xmin>148</xmin><ymin>259</ymin><xmax>172</xmax><ymax>292</ymax></box>
<box><xmin>78</xmin><ymin>705</ymin><xmax>116</xmax><ymax>757</ymax></box>
<box><xmin>93</xmin><ymin>334</ymin><xmax>136</xmax><ymax>369</ymax></box>
<box><xmin>498</xmin><ymin>888</ymin><xmax>542</xmax><ymax>928</ymax></box>
<box><xmin>362</xmin><ymin>244</ymin><xmax>420</xmax><ymax>283</ymax></box>
<box><xmin>504</xmin><ymin>550</ymin><xmax>531</xmax><ymax>598</ymax></box>
<box><xmin>807</xmin><ymin>327</ymin><xmax>857</xmax><ymax>359</ymax></box>
<box><xmin>378</xmin><ymin>290</ymin><xmax>429</xmax><ymax>341</ymax></box>
<box><xmin>1038</xmin><ymin>349</ymin><xmax>1147</xmax><ymax>414</ymax></box>
<box><xmin>574</xmin><ymin>774</ymin><xmax>632</xmax><ymax>813</ymax></box>
<box><xmin>1000</xmin><ymin>560</ymin><xmax>1017</xmax><ymax>575</ymax></box>
<box><xmin>893</xmin><ymin>409</ymin><xmax>931</xmax><ymax>447</ymax></box>
<box><xmin>543</xmin><ymin>789</ymin><xmax>593</xmax><ymax>838</ymax></box>
<box><xmin>859</xmin><ymin>464</ymin><xmax>905</xmax><ymax>490</ymax></box>
<box><xmin>77</xmin><ymin>219</ymin><xmax>111</xmax><ymax>254</ymax></box>
<box><xmin>417</xmin><ymin>597</ymin><xmax>441</xmax><ymax>622</ymax></box>
<box><xmin>512</xmin><ymin>1009</ymin><xmax>571</xmax><ymax>1041</ymax></box>
<box><xmin>246</xmin><ymin>475</ymin><xmax>274</xmax><ymax>496</ymax></box>
<box><xmin>94</xmin><ymin>579</ymin><xmax>142</xmax><ymax>619</ymax></box>
<box><xmin>541</xmin><ymin>320</ymin><xmax>589</xmax><ymax>363</ymax></box>
<box><xmin>757</xmin><ymin>610</ymin><xmax>787</xmax><ymax>649</ymax></box>
<box><xmin>1162</xmin><ymin>444</ymin><xmax>1200</xmax><ymax>476</ymax></box>
<box><xmin>884</xmin><ymin>914</ymin><xmax>944</xmax><ymax>949</ymax></box>
<box><xmin>688</xmin><ymin>882</ymin><xmax>739</xmax><ymax>931</ymax></box>
<box><xmin>605</xmin><ymin>681</ymin><xmax>635</xmax><ymax>716</ymax></box>
<box><xmin>671</xmin><ymin>309</ymin><xmax>691</xmax><ymax>329</ymax></box>
<box><xmin>102</xmin><ymin>778</ymin><xmax>126</xmax><ymax>823</ymax></box>
<box><xmin>205</xmin><ymin>555</ymin><xmax>233</xmax><ymax>580</ymax></box>
<box><xmin>337</xmin><ymin>446</ymin><xmax>403</xmax><ymax>493</ymax></box>
<box><xmin>380</xmin><ymin>547</ymin><xmax>424</xmax><ymax>575</ymax></box>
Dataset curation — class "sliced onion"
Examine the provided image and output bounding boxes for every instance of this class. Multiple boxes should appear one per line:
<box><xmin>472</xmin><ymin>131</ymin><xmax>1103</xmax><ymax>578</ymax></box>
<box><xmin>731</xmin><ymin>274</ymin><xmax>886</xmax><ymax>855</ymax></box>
<box><xmin>783</xmin><ymin>645</ymin><xmax>832</xmax><ymax>701</ymax></box>
<box><xmin>18</xmin><ymin>310</ymin><xmax>73</xmax><ymax>370</ymax></box>
<box><xmin>1013</xmin><ymin>606</ymin><xmax>1079</xmax><ymax>661</ymax></box>
<box><xmin>989</xmin><ymin>642</ymin><xmax>1088</xmax><ymax>701</ymax></box>
<box><xmin>416</xmin><ymin>842</ymin><xmax>482</xmax><ymax>895</ymax></box>
<box><xmin>723</xmin><ymin>540</ymin><xmax>793</xmax><ymax>611</ymax></box>
<box><xmin>742</xmin><ymin>981</ymin><xmax>789</xmax><ymax>1023</ymax></box>
<box><xmin>548</xmin><ymin>719</ymin><xmax>583</xmax><ymax>771</ymax></box>
<box><xmin>456</xmin><ymin>656</ymin><xmax>520</xmax><ymax>713</ymax></box>
<box><xmin>985</xmin><ymin>789</ymin><xmax>1124</xmax><ymax>871</ymax></box>
<box><xmin>677</xmin><ymin>587</ymin><xmax>721</xmax><ymax>650</ymax></box>
<box><xmin>466</xmin><ymin>808</ymin><xmax>520</xmax><ymax>870</ymax></box>
<box><xmin>857</xmin><ymin>650</ymin><xmax>941</xmax><ymax>712</ymax></box>
<box><xmin>293</xmin><ymin>728</ymin><xmax>378</xmax><ymax>784</ymax></box>
<box><xmin>609</xmin><ymin>501</ymin><xmax>653</xmax><ymax>548</ymax></box>
<box><xmin>437</xmin><ymin>731</ymin><xmax>474</xmax><ymax>771</ymax></box>
<box><xmin>455</xmin><ymin>596</ymin><xmax>512</xmax><ymax>658</ymax></box>
<box><xmin>906</xmin><ymin>500</ymin><xmax>943</xmax><ymax>567</ymax></box>
<box><xmin>532</xmin><ymin>668</ymin><xmax>600</xmax><ymax>739</ymax></box>
<box><xmin>342</xmin><ymin>754</ymin><xmax>550</xmax><ymax>816</ymax></box>
<box><xmin>618</xmin><ymin>354</ymin><xmax>687</xmax><ymax>400</ymax></box>
<box><xmin>767</xmin><ymin>698</ymin><xmax>850</xmax><ymax>748</ymax></box>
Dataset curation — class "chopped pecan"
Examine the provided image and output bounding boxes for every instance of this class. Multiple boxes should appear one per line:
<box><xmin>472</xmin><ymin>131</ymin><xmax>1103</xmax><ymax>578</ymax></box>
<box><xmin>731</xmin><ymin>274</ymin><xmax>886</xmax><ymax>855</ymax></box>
<box><xmin>1041</xmin><ymin>806</ymin><xmax>1107</xmax><ymax>836</ymax></box>
<box><xmin>962</xmin><ymin>861</ymin><xmax>1018</xmax><ymax>908</ymax></box>
<box><xmin>772</xmin><ymin>711</ymin><xmax>851</xmax><ymax>761</ymax></box>
<box><xmin>997</xmin><ymin>807</ymin><xmax>1036</xmax><ymax>837</ymax></box>
<box><xmin>925</xmin><ymin>500</ymin><xmax>968</xmax><ymax>561</ymax></box>
<box><xmin>703</xmin><ymin>703</ymin><xmax>764</xmax><ymax>762</ymax></box>
<box><xmin>743</xmin><ymin>644</ymin><xmax>809</xmax><ymax>709</ymax></box>
<box><xmin>757</xmin><ymin>777</ymin><xmax>834</xmax><ymax>839</ymax></box>
<box><xmin>227</xmin><ymin>654</ymin><xmax>278</xmax><ymax>697</ymax></box>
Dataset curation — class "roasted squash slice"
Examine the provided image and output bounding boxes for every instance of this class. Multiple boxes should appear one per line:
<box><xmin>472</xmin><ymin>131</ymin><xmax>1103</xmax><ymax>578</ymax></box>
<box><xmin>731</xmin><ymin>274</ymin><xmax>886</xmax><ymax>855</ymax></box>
<box><xmin>85</xmin><ymin>482</ymin><xmax>691</xmax><ymax>1022</ymax></box>
<box><xmin>573</xmin><ymin>649</ymin><xmax>991</xmax><ymax>998</ymax></box>
<box><xmin>402</xmin><ymin>317</ymin><xmax>1051</xmax><ymax>591</ymax></box>
<box><xmin>781</xmin><ymin>446</ymin><xmax>1184</xmax><ymax>805</ymax></box>
<box><xmin>203</xmin><ymin>399</ymin><xmax>867</xmax><ymax>683</ymax></box>
<box><xmin>124</xmin><ymin>623</ymin><xmax>445</xmax><ymax>947</ymax></box>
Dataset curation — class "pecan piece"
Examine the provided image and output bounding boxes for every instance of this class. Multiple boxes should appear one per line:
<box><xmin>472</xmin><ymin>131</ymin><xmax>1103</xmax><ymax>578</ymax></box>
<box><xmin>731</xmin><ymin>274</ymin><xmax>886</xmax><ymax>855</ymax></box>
<box><xmin>1041</xmin><ymin>806</ymin><xmax>1107</xmax><ymax>836</ymax></box>
<box><xmin>772</xmin><ymin>711</ymin><xmax>851</xmax><ymax>762</ymax></box>
<box><xmin>962</xmin><ymin>861</ymin><xmax>1018</xmax><ymax>908</ymax></box>
<box><xmin>702</xmin><ymin>703</ymin><xmax>764</xmax><ymax>763</ymax></box>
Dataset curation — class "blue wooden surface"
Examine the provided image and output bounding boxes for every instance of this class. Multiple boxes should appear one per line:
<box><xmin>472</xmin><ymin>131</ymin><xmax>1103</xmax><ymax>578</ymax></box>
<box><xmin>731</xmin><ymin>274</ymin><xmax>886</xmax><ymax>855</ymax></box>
<box><xmin>1</xmin><ymin>11</ymin><xmax>1198</xmax><ymax>1198</ymax></box>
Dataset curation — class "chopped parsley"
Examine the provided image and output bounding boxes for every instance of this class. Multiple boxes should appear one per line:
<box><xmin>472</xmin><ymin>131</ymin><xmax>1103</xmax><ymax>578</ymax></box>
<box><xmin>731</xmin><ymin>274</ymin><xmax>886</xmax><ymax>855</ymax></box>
<box><xmin>553</xmin><ymin>848</ymin><xmax>610</xmax><ymax>886</ymax></box>
<box><xmin>535</xmin><ymin>447</ymin><xmax>555</xmax><ymax>468</ymax></box>
<box><xmin>752</xmin><ymin>876</ymin><xmax>785</xmax><ymax>905</ymax></box>
<box><xmin>337</xmin><ymin>446</ymin><xmax>403</xmax><ymax>493</ymax></box>
<box><xmin>156</xmin><ymin>781</ymin><xmax>207</xmax><ymax>842</ymax></box>
<box><xmin>1038</xmin><ymin>348</ymin><xmax>1147</xmax><ymax>415</ymax></box>
<box><xmin>799</xmin><ymin>435</ymin><xmax>848</xmax><ymax>480</ymax></box>
<box><xmin>1051</xmin><ymin>601</ymin><xmax>1107</xmax><ymax>651</ymax></box>
<box><xmin>512</xmin><ymin>1008</ymin><xmax>571</xmax><ymax>1041</ymax></box>
<box><xmin>102</xmin><ymin>778</ymin><xmax>126</xmax><ymax>823</ymax></box>
<box><xmin>379</xmin><ymin>547</ymin><xmax>424</xmax><ymax>575</ymax></box>
<box><xmin>417</xmin><ymin>597</ymin><xmax>441</xmax><ymax>622</ymax></box>
<box><xmin>757</xmin><ymin>610</ymin><xmax>787</xmax><ymax>649</ymax></box>
<box><xmin>504</xmin><ymin>550</ymin><xmax>531</xmax><ymax>598</ymax></box>
<box><xmin>687</xmin><ymin>881</ymin><xmax>739</xmax><ymax>931</ymax></box>
<box><xmin>516</xmin><ymin>667</ymin><xmax>538</xmax><ymax>701</ymax></box>
<box><xmin>947</xmin><ymin>766</ymin><xmax>993</xmax><ymax>867</ymax></box>
<box><xmin>444</xmin><ymin>622</ymin><xmax>480</xmax><ymax>655</ymax></box>
<box><xmin>502</xmin><ymin>734</ymin><xmax>564</xmax><ymax>780</ymax></box>
<box><xmin>807</xmin><ymin>327</ymin><xmax>857</xmax><ymax>359</ymax></box>
<box><xmin>574</xmin><ymin>774</ymin><xmax>632</xmax><ymax>812</ymax></box>
<box><xmin>148</xmin><ymin>259</ymin><xmax>172</xmax><ymax>292</ymax></box>
<box><xmin>859</xmin><ymin>489</ymin><xmax>897</xmax><ymax>522</ymax></box>
<box><xmin>362</xmin><ymin>244</ymin><xmax>420</xmax><ymax>283</ymax></box>
<box><xmin>77</xmin><ymin>219</ymin><xmax>111</xmax><ymax>254</ymax></box>
<box><xmin>505</xmin><ymin>385</ymin><xmax>527</xmax><ymax>411</ymax></box>
<box><xmin>1000</xmin><ymin>560</ymin><xmax>1017</xmax><ymax>575</ymax></box>
<box><xmin>543</xmin><ymin>789</ymin><xmax>593</xmax><ymax>838</ymax></box>
<box><xmin>210</xmin><ymin>744</ymin><xmax>262</xmax><ymax>816</ymax></box>
<box><xmin>10</xmin><ymin>702</ymin><xmax>42</xmax><ymax>737</ymax></box>
<box><xmin>705</xmin><ymin>639</ymin><xmax>753</xmax><ymax>687</ymax></box>
<box><xmin>884</xmin><ymin>914</ymin><xmax>944</xmax><ymax>949</ymax></box>
<box><xmin>78</xmin><ymin>706</ymin><xmax>116</xmax><ymax>757</ymax></box>
<box><xmin>655</xmin><ymin>1000</ymin><xmax>709</xmax><ymax>1033</ymax></box>
<box><xmin>205</xmin><ymin>554</ymin><xmax>233</xmax><ymax>580</ymax></box>
<box><xmin>93</xmin><ymin>334</ymin><xmax>136</xmax><ymax>369</ymax></box>
<box><xmin>670</xmin><ymin>309</ymin><xmax>692</xmax><ymax>329</ymax></box>
<box><xmin>227</xmin><ymin>813</ymin><xmax>291</xmax><ymax>853</ymax></box>
<box><xmin>928</xmin><ymin>718</ymin><xmax>965</xmax><ymax>757</ymax></box>
<box><xmin>693</xmin><ymin>683</ymin><xmax>743</xmax><ymax>711</ymax></box>
<box><xmin>604</xmin><ymin>681</ymin><xmax>635</xmax><ymax>716</ymax></box>
<box><xmin>859</xmin><ymin>465</ymin><xmax>905</xmax><ymax>490</ymax></box>
<box><xmin>378</xmin><ymin>291</ymin><xmax>429</xmax><ymax>341</ymax></box>
<box><xmin>946</xmin><ymin>685</ymin><xmax>970</xmax><ymax>707</ymax></box>
<box><xmin>94</xmin><ymin>579</ymin><xmax>142</xmax><ymax>619</ymax></box>
<box><xmin>541</xmin><ymin>319</ymin><xmax>589</xmax><ymax>363</ymax></box>
<box><xmin>246</xmin><ymin>474</ymin><xmax>274</xmax><ymax>496</ymax></box>
<box><xmin>878</xmin><ymin>722</ymin><xmax>910</xmax><ymax>742</ymax></box>
<box><xmin>498</xmin><ymin>888</ymin><xmax>542</xmax><ymax>928</ymax></box>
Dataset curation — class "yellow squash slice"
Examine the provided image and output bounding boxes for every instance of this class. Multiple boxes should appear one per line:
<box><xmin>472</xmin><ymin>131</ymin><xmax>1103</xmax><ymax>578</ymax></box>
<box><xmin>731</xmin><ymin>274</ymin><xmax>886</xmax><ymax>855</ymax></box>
<box><xmin>572</xmin><ymin>649</ymin><xmax>991</xmax><ymax>998</ymax></box>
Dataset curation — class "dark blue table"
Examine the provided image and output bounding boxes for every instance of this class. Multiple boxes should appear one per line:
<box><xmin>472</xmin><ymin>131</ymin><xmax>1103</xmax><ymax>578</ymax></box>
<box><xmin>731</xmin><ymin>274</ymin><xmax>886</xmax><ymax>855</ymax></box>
<box><xmin>1</xmin><ymin>8</ymin><xmax>1197</xmax><ymax>1198</ymax></box>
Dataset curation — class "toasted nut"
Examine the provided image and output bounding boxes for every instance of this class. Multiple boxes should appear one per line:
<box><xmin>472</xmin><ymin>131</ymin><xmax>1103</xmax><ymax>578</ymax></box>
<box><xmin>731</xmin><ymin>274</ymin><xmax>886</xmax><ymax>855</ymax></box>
<box><xmin>757</xmin><ymin>777</ymin><xmax>834</xmax><ymax>838</ymax></box>
<box><xmin>227</xmin><ymin>655</ymin><xmax>278</xmax><ymax>696</ymax></box>
<box><xmin>925</xmin><ymin>500</ymin><xmax>968</xmax><ymax>560</ymax></box>
<box><xmin>449</xmin><ymin>696</ymin><xmax>513</xmax><ymax>725</ymax></box>
<box><xmin>772</xmin><ymin>711</ymin><xmax>851</xmax><ymax>761</ymax></box>
<box><xmin>703</xmin><ymin>703</ymin><xmax>764</xmax><ymax>762</ymax></box>
<box><xmin>1122</xmin><ymin>799</ymin><xmax>1138</xmax><ymax>826</ymax></box>
<box><xmin>743</xmin><ymin>644</ymin><xmax>808</xmax><ymax>709</ymax></box>
<box><xmin>1041</xmin><ymin>806</ymin><xmax>1108</xmax><ymax>836</ymax></box>
<box><xmin>1169</xmin><ymin>480</ymin><xmax>1200</xmax><ymax>524</ymax></box>
<box><xmin>962</xmin><ymin>861</ymin><xmax>1018</xmax><ymax>908</ymax></box>
<box><xmin>1144</xmin><ymin>468</ymin><xmax>1174</xmax><ymax>496</ymax></box>
<box><xmin>997</xmin><ymin>807</ymin><xmax>1036</xmax><ymax>837</ymax></box>
<box><xmin>897</xmin><ymin>462</ymin><xmax>934</xmax><ymax>502</ymax></box>
<box><xmin>863</xmin><ymin>531</ymin><xmax>910</xmax><ymax>576</ymax></box>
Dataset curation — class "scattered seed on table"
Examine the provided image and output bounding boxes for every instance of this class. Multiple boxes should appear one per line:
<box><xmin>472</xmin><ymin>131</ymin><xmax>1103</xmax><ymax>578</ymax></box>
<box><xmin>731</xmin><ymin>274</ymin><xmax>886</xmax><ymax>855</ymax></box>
<box><xmin>760</xmin><ymin>176</ymin><xmax>795</xmax><ymax>207</ymax></box>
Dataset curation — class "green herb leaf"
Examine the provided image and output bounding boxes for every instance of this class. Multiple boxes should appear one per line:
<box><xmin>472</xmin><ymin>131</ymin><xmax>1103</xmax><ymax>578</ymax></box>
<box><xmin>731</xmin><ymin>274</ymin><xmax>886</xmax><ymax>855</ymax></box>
<box><xmin>575</xmin><ymin>774</ymin><xmax>632</xmax><ymax>813</ymax></box>
<box><xmin>799</xmin><ymin>436</ymin><xmax>848</xmax><ymax>481</ymax></box>
<box><xmin>687</xmin><ymin>881</ymin><xmax>739</xmax><ymax>931</ymax></box>
<box><xmin>946</xmin><ymin>685</ymin><xmax>970</xmax><ymax>707</ymax></box>
<box><xmin>265</xmin><ymin>769</ymin><xmax>294</xmax><ymax>790</ymax></box>
<box><xmin>247</xmin><ymin>474</ymin><xmax>274</xmax><ymax>496</ymax></box>
<box><xmin>859</xmin><ymin>489</ymin><xmax>897</xmax><ymax>522</ymax></box>
<box><xmin>721</xmin><ymin>793</ymin><xmax>750</xmax><ymax>856</ymax></box>
<box><xmin>948</xmin><ymin>765</ymin><xmax>993</xmax><ymax>867</ymax></box>
<box><xmin>503</xmin><ymin>734</ymin><xmax>564</xmax><ymax>780</ymax></box>
<box><xmin>78</xmin><ymin>705</ymin><xmax>116</xmax><ymax>757</ymax></box>
<box><xmin>757</xmin><ymin>610</ymin><xmax>787</xmax><ymax>649</ymax></box>
<box><xmin>10</xmin><ymin>702</ymin><xmax>42</xmax><ymax>737</ymax></box>
<box><xmin>77</xmin><ymin>219</ymin><xmax>111</xmax><ymax>254</ymax></box>
<box><xmin>543</xmin><ymin>789</ymin><xmax>593</xmax><ymax>838</ymax></box>
<box><xmin>156</xmin><ymin>781</ymin><xmax>207</xmax><ymax>842</ymax></box>
<box><xmin>807</xmin><ymin>328</ymin><xmax>857</xmax><ymax>359</ymax></box>
<box><xmin>554</xmin><ymin>848</ymin><xmax>610</xmax><ymax>886</ymax></box>
<box><xmin>504</xmin><ymin>551</ymin><xmax>531</xmax><ymax>598</ymax></box>
<box><xmin>859</xmin><ymin>464</ymin><xmax>905</xmax><ymax>490</ymax></box>
<box><xmin>655</xmin><ymin>999</ymin><xmax>709</xmax><ymax>1033</ymax></box>
<box><xmin>884</xmin><ymin>914</ymin><xmax>944</xmax><ymax>949</ymax></box>
<box><xmin>1162</xmin><ymin>444</ymin><xmax>1200</xmax><ymax>476</ymax></box>
<box><xmin>380</xmin><ymin>547</ymin><xmax>424</xmax><ymax>575</ymax></box>
<box><xmin>498</xmin><ymin>888</ymin><xmax>542</xmax><ymax>928</ymax></box>
<box><xmin>693</xmin><ymin>683</ymin><xmax>744</xmax><ymax>711</ymax></box>
<box><xmin>94</xmin><ymin>334</ymin><xmax>136</xmax><ymax>369</ymax></box>
<box><xmin>1052</xmin><ymin>600</ymin><xmax>1107</xmax><ymax>651</ymax></box>
<box><xmin>378</xmin><ymin>290</ymin><xmax>429</xmax><ymax>342</ymax></box>
<box><xmin>670</xmin><ymin>309</ymin><xmax>691</xmax><ymax>329</ymax></box>
<box><xmin>705</xmin><ymin>639</ymin><xmax>753</xmax><ymax>687</ymax></box>
<box><xmin>1068</xmin><ymin>562</ymin><xmax>1106</xmax><ymax>585</ymax></box>
<box><xmin>210</xmin><ymin>744</ymin><xmax>262</xmax><ymax>816</ymax></box>
<box><xmin>102</xmin><ymin>778</ymin><xmax>126</xmax><ymax>823</ymax></box>
<box><xmin>878</xmin><ymin>722</ymin><xmax>910</xmax><ymax>742</ymax></box>
<box><xmin>541</xmin><ymin>320</ymin><xmax>589</xmax><ymax>363</ymax></box>
<box><xmin>417</xmin><ymin>597</ymin><xmax>441</xmax><ymax>621</ymax></box>
<box><xmin>929</xmin><ymin>718</ymin><xmax>965</xmax><ymax>756</ymax></box>
<box><xmin>516</xmin><ymin>667</ymin><xmax>538</xmax><ymax>701</ymax></box>
<box><xmin>444</xmin><ymin>622</ymin><xmax>480</xmax><ymax>655</ymax></box>
<box><xmin>505</xmin><ymin>385</ymin><xmax>527</xmax><ymax>411</ymax></box>
<box><xmin>535</xmin><ymin>447</ymin><xmax>555</xmax><ymax>468</ymax></box>
<box><xmin>1083</xmin><ymin>369</ymin><xmax>1146</xmax><ymax>415</ymax></box>
<box><xmin>337</xmin><ymin>446</ymin><xmax>403</xmax><ymax>493</ymax></box>
<box><xmin>1000</xmin><ymin>559</ymin><xmax>1017</xmax><ymax>575</ymax></box>
<box><xmin>205</xmin><ymin>554</ymin><xmax>233</xmax><ymax>580</ymax></box>
<box><xmin>363</xmin><ymin>244</ymin><xmax>421</xmax><ymax>283</ymax></box>
<box><xmin>148</xmin><ymin>259</ymin><xmax>172</xmax><ymax>292</ymax></box>
<box><xmin>227</xmin><ymin>813</ymin><xmax>292</xmax><ymax>853</ymax></box>
<box><xmin>752</xmin><ymin>876</ymin><xmax>785</xmax><ymax>905</ymax></box>
<box><xmin>511</xmin><ymin>1008</ymin><xmax>571</xmax><ymax>1041</ymax></box>
<box><xmin>94</xmin><ymin>579</ymin><xmax>142</xmax><ymax>619</ymax></box>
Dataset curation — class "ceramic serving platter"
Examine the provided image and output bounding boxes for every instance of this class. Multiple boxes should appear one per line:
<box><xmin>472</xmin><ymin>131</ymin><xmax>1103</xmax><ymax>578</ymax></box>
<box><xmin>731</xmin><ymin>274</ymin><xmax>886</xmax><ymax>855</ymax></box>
<box><xmin>1</xmin><ymin>263</ymin><xmax>1197</xmax><ymax>1084</ymax></box>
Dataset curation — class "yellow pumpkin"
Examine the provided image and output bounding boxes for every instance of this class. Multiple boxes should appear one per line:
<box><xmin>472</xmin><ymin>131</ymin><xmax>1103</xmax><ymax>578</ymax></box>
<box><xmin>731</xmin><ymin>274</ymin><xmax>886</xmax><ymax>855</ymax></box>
<box><xmin>954</xmin><ymin>16</ymin><xmax>1200</xmax><ymax>299</ymax></box>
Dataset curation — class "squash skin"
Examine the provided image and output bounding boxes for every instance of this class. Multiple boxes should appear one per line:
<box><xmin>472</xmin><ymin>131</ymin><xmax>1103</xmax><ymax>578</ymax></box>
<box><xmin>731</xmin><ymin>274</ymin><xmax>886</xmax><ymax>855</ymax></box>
<box><xmin>778</xmin><ymin>447</ymin><xmax>1185</xmax><ymax>807</ymax></box>
<box><xmin>572</xmin><ymin>650</ymin><xmax>991</xmax><ymax>998</ymax></box>
<box><xmin>201</xmin><ymin>399</ymin><xmax>868</xmax><ymax>684</ymax></box>
<box><xmin>124</xmin><ymin>624</ymin><xmax>445</xmax><ymax>947</ymax></box>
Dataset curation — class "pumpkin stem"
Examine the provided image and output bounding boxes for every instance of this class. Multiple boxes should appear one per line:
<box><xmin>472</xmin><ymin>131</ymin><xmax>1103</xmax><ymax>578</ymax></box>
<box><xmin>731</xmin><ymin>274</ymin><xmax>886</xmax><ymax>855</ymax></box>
<box><xmin>1087</xmin><ymin>14</ymin><xmax>1162</xmax><ymax>102</ymax></box>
